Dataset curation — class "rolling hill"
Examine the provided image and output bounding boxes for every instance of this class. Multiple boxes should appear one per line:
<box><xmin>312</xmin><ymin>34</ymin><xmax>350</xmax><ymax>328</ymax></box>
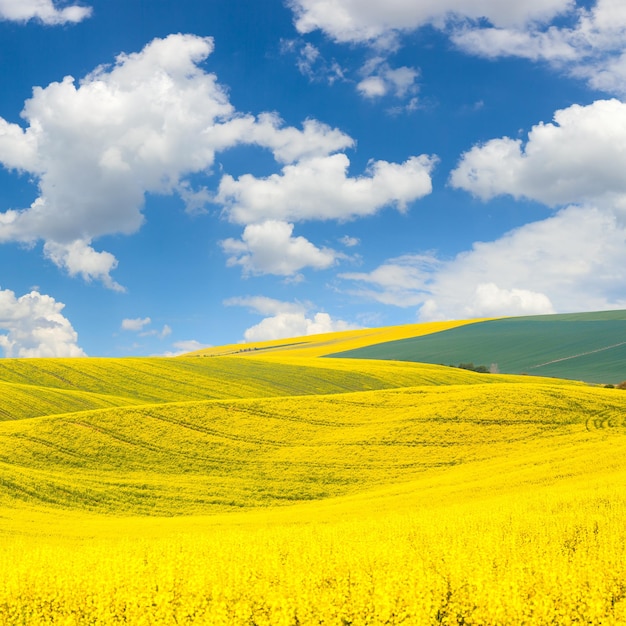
<box><xmin>0</xmin><ymin>312</ymin><xmax>625</xmax><ymax>624</ymax></box>
<box><xmin>1</xmin><ymin>376</ymin><xmax>620</xmax><ymax>515</ymax></box>
<box><xmin>330</xmin><ymin>309</ymin><xmax>626</xmax><ymax>384</ymax></box>
<box><xmin>185</xmin><ymin>318</ymin><xmax>482</xmax><ymax>358</ymax></box>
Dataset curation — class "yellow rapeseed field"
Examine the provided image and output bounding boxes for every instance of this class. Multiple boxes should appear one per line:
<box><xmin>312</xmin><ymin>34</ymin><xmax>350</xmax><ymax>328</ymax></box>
<box><xmin>186</xmin><ymin>318</ymin><xmax>485</xmax><ymax>358</ymax></box>
<box><xmin>2</xmin><ymin>445</ymin><xmax>626</xmax><ymax>625</ymax></box>
<box><xmin>1</xmin><ymin>322</ymin><xmax>625</xmax><ymax>625</ymax></box>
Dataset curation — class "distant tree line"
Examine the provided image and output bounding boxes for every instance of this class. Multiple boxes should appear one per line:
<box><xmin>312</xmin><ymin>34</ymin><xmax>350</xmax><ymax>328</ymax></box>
<box><xmin>446</xmin><ymin>362</ymin><xmax>492</xmax><ymax>373</ymax></box>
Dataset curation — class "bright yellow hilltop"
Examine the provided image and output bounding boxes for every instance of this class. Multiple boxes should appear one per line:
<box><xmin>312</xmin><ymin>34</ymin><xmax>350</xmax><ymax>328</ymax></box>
<box><xmin>185</xmin><ymin>318</ymin><xmax>485</xmax><ymax>357</ymax></box>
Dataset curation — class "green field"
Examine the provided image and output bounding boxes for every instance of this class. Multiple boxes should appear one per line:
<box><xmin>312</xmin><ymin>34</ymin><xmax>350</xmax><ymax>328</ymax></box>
<box><xmin>330</xmin><ymin>309</ymin><xmax>626</xmax><ymax>383</ymax></box>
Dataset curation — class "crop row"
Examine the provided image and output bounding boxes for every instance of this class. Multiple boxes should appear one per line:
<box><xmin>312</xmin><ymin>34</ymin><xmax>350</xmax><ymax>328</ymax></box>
<box><xmin>0</xmin><ymin>381</ymin><xmax>624</xmax><ymax>514</ymax></box>
<box><xmin>0</xmin><ymin>381</ymin><xmax>140</xmax><ymax>421</ymax></box>
<box><xmin>0</xmin><ymin>355</ymin><xmax>531</xmax><ymax>423</ymax></box>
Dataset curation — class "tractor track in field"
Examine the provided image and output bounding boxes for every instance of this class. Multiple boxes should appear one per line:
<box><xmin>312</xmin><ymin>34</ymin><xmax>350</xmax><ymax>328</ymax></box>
<box><xmin>528</xmin><ymin>340</ymin><xmax>626</xmax><ymax>370</ymax></box>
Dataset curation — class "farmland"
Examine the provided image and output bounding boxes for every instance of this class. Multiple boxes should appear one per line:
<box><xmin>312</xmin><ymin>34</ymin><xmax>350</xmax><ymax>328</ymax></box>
<box><xmin>1</xmin><ymin>314</ymin><xmax>626</xmax><ymax>624</ymax></box>
<box><xmin>332</xmin><ymin>309</ymin><xmax>626</xmax><ymax>383</ymax></box>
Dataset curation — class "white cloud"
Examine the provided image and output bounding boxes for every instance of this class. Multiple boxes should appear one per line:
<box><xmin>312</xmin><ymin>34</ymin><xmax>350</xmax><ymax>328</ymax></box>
<box><xmin>339</xmin><ymin>235</ymin><xmax>359</xmax><ymax>247</ymax></box>
<box><xmin>357</xmin><ymin>58</ymin><xmax>419</xmax><ymax>99</ymax></box>
<box><xmin>217</xmin><ymin>153</ymin><xmax>436</xmax><ymax>225</ymax></box>
<box><xmin>224</xmin><ymin>295</ymin><xmax>305</xmax><ymax>316</ymax></box>
<box><xmin>449</xmin><ymin>0</ymin><xmax>626</xmax><ymax>96</ymax></box>
<box><xmin>587</xmin><ymin>51</ymin><xmax>626</xmax><ymax>94</ymax></box>
<box><xmin>450</xmin><ymin>99</ymin><xmax>626</xmax><ymax>209</ymax></box>
<box><xmin>283</xmin><ymin>39</ymin><xmax>347</xmax><ymax>85</ymax></box>
<box><xmin>463</xmin><ymin>283</ymin><xmax>555</xmax><ymax>318</ymax></box>
<box><xmin>416</xmin><ymin>98</ymin><xmax>626</xmax><ymax>320</ymax></box>
<box><xmin>226</xmin><ymin>295</ymin><xmax>358</xmax><ymax>342</ymax></box>
<box><xmin>299</xmin><ymin>41</ymin><xmax>320</xmax><ymax>67</ymax></box>
<box><xmin>0</xmin><ymin>0</ymin><xmax>92</xmax><ymax>24</ymax></box>
<box><xmin>246</xmin><ymin>113</ymin><xmax>354</xmax><ymax>164</ymax></box>
<box><xmin>341</xmin><ymin>205</ymin><xmax>626</xmax><ymax>320</ymax></box>
<box><xmin>0</xmin><ymin>34</ymin><xmax>360</xmax><ymax>288</ymax></box>
<box><xmin>43</xmin><ymin>240</ymin><xmax>124</xmax><ymax>292</ymax></box>
<box><xmin>340</xmin><ymin>254</ymin><xmax>441</xmax><ymax>307</ymax></box>
<box><xmin>177</xmin><ymin>181</ymin><xmax>212</xmax><ymax>215</ymax></box>
<box><xmin>357</xmin><ymin>76</ymin><xmax>387</xmax><ymax>98</ymax></box>
<box><xmin>0</xmin><ymin>288</ymin><xmax>85</xmax><ymax>357</ymax></box>
<box><xmin>288</xmin><ymin>1</ymin><xmax>626</xmax><ymax>98</ymax></box>
<box><xmin>173</xmin><ymin>339</ymin><xmax>208</xmax><ymax>352</ymax></box>
<box><xmin>243</xmin><ymin>311</ymin><xmax>356</xmax><ymax>342</ymax></box>
<box><xmin>0</xmin><ymin>34</ymin><xmax>233</xmax><ymax>288</ymax></box>
<box><xmin>121</xmin><ymin>317</ymin><xmax>151</xmax><ymax>332</ymax></box>
<box><xmin>221</xmin><ymin>220</ymin><xmax>337</xmax><ymax>277</ymax></box>
<box><xmin>382</xmin><ymin>65</ymin><xmax>419</xmax><ymax>97</ymax></box>
<box><xmin>121</xmin><ymin>317</ymin><xmax>171</xmax><ymax>339</ymax></box>
<box><xmin>140</xmin><ymin>324</ymin><xmax>172</xmax><ymax>339</ymax></box>
<box><xmin>450</xmin><ymin>24</ymin><xmax>580</xmax><ymax>63</ymax></box>
<box><xmin>162</xmin><ymin>339</ymin><xmax>211</xmax><ymax>356</ymax></box>
<box><xmin>287</xmin><ymin>0</ymin><xmax>572</xmax><ymax>46</ymax></box>
<box><xmin>285</xmin><ymin>39</ymin><xmax>418</xmax><ymax>102</ymax></box>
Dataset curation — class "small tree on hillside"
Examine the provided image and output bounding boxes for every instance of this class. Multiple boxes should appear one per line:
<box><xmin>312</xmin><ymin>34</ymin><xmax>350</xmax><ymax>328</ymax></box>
<box><xmin>458</xmin><ymin>362</ymin><xmax>489</xmax><ymax>373</ymax></box>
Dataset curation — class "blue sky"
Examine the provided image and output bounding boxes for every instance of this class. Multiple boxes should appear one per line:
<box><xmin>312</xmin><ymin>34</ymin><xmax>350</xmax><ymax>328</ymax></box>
<box><xmin>0</xmin><ymin>0</ymin><xmax>625</xmax><ymax>357</ymax></box>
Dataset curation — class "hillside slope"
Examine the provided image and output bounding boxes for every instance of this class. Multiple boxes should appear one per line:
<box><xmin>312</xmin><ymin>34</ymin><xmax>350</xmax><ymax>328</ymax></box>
<box><xmin>185</xmin><ymin>318</ymin><xmax>484</xmax><ymax>358</ymax></box>
<box><xmin>330</xmin><ymin>310</ymin><xmax>626</xmax><ymax>383</ymax></box>
<box><xmin>0</xmin><ymin>353</ymin><xmax>513</xmax><ymax>411</ymax></box>
<box><xmin>0</xmin><ymin>371</ymin><xmax>623</xmax><ymax>515</ymax></box>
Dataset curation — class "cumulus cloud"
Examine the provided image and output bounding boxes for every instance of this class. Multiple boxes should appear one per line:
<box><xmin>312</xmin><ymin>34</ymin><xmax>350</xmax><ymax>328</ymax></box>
<box><xmin>0</xmin><ymin>288</ymin><xmax>85</xmax><ymax>357</ymax></box>
<box><xmin>460</xmin><ymin>283</ymin><xmax>555</xmax><ymax>318</ymax></box>
<box><xmin>217</xmin><ymin>154</ymin><xmax>436</xmax><ymax>225</ymax></box>
<box><xmin>450</xmin><ymin>24</ymin><xmax>580</xmax><ymax>63</ymax></box>
<box><xmin>287</xmin><ymin>0</ymin><xmax>571</xmax><ymax>46</ymax></box>
<box><xmin>226</xmin><ymin>295</ymin><xmax>358</xmax><ymax>342</ymax></box>
<box><xmin>246</xmin><ymin>113</ymin><xmax>354</xmax><ymax>164</ymax></box>
<box><xmin>410</xmin><ymin>97</ymin><xmax>626</xmax><ymax>320</ymax></box>
<box><xmin>357</xmin><ymin>76</ymin><xmax>387</xmax><ymax>98</ymax></box>
<box><xmin>450</xmin><ymin>99</ymin><xmax>626</xmax><ymax>210</ymax></box>
<box><xmin>43</xmin><ymin>240</ymin><xmax>124</xmax><ymax>292</ymax></box>
<box><xmin>221</xmin><ymin>220</ymin><xmax>338</xmax><ymax>277</ymax></box>
<box><xmin>341</xmin><ymin>205</ymin><xmax>626</xmax><ymax>320</ymax></box>
<box><xmin>0</xmin><ymin>34</ymin><xmax>232</xmax><ymax>287</ymax></box>
<box><xmin>0</xmin><ymin>0</ymin><xmax>91</xmax><ymax>24</ymax></box>
<box><xmin>450</xmin><ymin>0</ymin><xmax>626</xmax><ymax>96</ymax></box>
<box><xmin>242</xmin><ymin>311</ymin><xmax>355</xmax><ymax>342</ymax></box>
<box><xmin>288</xmin><ymin>1</ymin><xmax>626</xmax><ymax>98</ymax></box>
<box><xmin>357</xmin><ymin>58</ymin><xmax>419</xmax><ymax>99</ymax></box>
<box><xmin>0</xmin><ymin>34</ymin><xmax>364</xmax><ymax>288</ymax></box>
